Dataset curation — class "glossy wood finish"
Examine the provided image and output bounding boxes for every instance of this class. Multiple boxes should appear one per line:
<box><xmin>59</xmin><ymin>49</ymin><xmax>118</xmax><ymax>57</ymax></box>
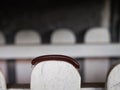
<box><xmin>32</xmin><ymin>55</ymin><xmax>79</xmax><ymax>69</ymax></box>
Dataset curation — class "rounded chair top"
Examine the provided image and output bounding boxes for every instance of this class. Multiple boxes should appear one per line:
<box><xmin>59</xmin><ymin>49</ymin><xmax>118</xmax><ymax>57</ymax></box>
<box><xmin>85</xmin><ymin>27</ymin><xmax>110</xmax><ymax>43</ymax></box>
<box><xmin>107</xmin><ymin>64</ymin><xmax>120</xmax><ymax>89</ymax></box>
<box><xmin>51</xmin><ymin>28</ymin><xmax>76</xmax><ymax>44</ymax></box>
<box><xmin>15</xmin><ymin>30</ymin><xmax>41</xmax><ymax>44</ymax></box>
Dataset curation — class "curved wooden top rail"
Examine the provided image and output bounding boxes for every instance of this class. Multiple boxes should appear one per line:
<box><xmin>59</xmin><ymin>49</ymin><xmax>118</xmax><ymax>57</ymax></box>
<box><xmin>32</xmin><ymin>55</ymin><xmax>80</xmax><ymax>69</ymax></box>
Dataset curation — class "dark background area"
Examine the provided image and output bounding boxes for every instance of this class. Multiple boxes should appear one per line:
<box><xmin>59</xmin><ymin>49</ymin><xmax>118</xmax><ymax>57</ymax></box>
<box><xmin>0</xmin><ymin>0</ymin><xmax>104</xmax><ymax>43</ymax></box>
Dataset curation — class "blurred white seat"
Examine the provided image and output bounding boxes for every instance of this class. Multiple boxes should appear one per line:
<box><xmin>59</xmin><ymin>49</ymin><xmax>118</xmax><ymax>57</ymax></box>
<box><xmin>15</xmin><ymin>30</ymin><xmax>41</xmax><ymax>84</ymax></box>
<box><xmin>0</xmin><ymin>32</ymin><xmax>7</xmax><ymax>83</ymax></box>
<box><xmin>51</xmin><ymin>28</ymin><xmax>76</xmax><ymax>44</ymax></box>
<box><xmin>107</xmin><ymin>64</ymin><xmax>120</xmax><ymax>90</ymax></box>
<box><xmin>84</xmin><ymin>28</ymin><xmax>110</xmax><ymax>82</ymax></box>
<box><xmin>15</xmin><ymin>30</ymin><xmax>41</xmax><ymax>45</ymax></box>
<box><xmin>31</xmin><ymin>55</ymin><xmax>81</xmax><ymax>90</ymax></box>
<box><xmin>0</xmin><ymin>70</ymin><xmax>7</xmax><ymax>90</ymax></box>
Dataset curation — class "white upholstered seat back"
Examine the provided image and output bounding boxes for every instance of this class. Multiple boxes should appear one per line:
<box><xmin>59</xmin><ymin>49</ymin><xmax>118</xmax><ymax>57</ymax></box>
<box><xmin>51</xmin><ymin>29</ymin><xmax>76</xmax><ymax>44</ymax></box>
<box><xmin>107</xmin><ymin>64</ymin><xmax>120</xmax><ymax>90</ymax></box>
<box><xmin>0</xmin><ymin>71</ymin><xmax>6</xmax><ymax>90</ymax></box>
<box><xmin>31</xmin><ymin>55</ymin><xmax>81</xmax><ymax>90</ymax></box>
<box><xmin>15</xmin><ymin>30</ymin><xmax>41</xmax><ymax>83</ymax></box>
<box><xmin>84</xmin><ymin>28</ymin><xmax>110</xmax><ymax>82</ymax></box>
<box><xmin>85</xmin><ymin>28</ymin><xmax>110</xmax><ymax>43</ymax></box>
<box><xmin>15</xmin><ymin>30</ymin><xmax>41</xmax><ymax>45</ymax></box>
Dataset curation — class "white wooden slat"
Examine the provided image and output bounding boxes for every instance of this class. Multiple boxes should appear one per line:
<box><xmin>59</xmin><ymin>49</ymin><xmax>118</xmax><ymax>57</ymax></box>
<box><xmin>0</xmin><ymin>44</ymin><xmax>120</xmax><ymax>59</ymax></box>
<box><xmin>8</xmin><ymin>88</ymin><xmax>104</xmax><ymax>90</ymax></box>
<box><xmin>15</xmin><ymin>30</ymin><xmax>41</xmax><ymax>84</ymax></box>
<box><xmin>84</xmin><ymin>28</ymin><xmax>110</xmax><ymax>82</ymax></box>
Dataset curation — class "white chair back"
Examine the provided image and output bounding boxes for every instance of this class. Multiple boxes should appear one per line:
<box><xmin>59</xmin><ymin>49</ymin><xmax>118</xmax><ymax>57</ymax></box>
<box><xmin>15</xmin><ymin>30</ymin><xmax>41</xmax><ymax>45</ymax></box>
<box><xmin>15</xmin><ymin>30</ymin><xmax>41</xmax><ymax>83</ymax></box>
<box><xmin>84</xmin><ymin>28</ymin><xmax>110</xmax><ymax>82</ymax></box>
<box><xmin>0</xmin><ymin>70</ymin><xmax>6</xmax><ymax>90</ymax></box>
<box><xmin>31</xmin><ymin>55</ymin><xmax>81</xmax><ymax>90</ymax></box>
<box><xmin>107</xmin><ymin>64</ymin><xmax>120</xmax><ymax>90</ymax></box>
<box><xmin>51</xmin><ymin>28</ymin><xmax>76</xmax><ymax>44</ymax></box>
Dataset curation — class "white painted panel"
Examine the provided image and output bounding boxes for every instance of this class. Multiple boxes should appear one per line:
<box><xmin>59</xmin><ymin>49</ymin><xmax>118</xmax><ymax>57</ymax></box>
<box><xmin>31</xmin><ymin>61</ymin><xmax>81</xmax><ymax>90</ymax></box>
<box><xmin>84</xmin><ymin>28</ymin><xmax>110</xmax><ymax>82</ymax></box>
<box><xmin>0</xmin><ymin>70</ymin><xmax>6</xmax><ymax>90</ymax></box>
<box><xmin>8</xmin><ymin>88</ymin><xmax>104</xmax><ymax>90</ymax></box>
<box><xmin>51</xmin><ymin>28</ymin><xmax>76</xmax><ymax>44</ymax></box>
<box><xmin>107</xmin><ymin>64</ymin><xmax>120</xmax><ymax>90</ymax></box>
<box><xmin>0</xmin><ymin>44</ymin><xmax>120</xmax><ymax>59</ymax></box>
<box><xmin>15</xmin><ymin>30</ymin><xmax>41</xmax><ymax>83</ymax></box>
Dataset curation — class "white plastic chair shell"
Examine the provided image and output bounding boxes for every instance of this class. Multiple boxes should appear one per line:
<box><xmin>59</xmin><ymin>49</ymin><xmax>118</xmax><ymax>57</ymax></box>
<box><xmin>15</xmin><ymin>30</ymin><xmax>41</xmax><ymax>83</ymax></box>
<box><xmin>31</xmin><ymin>61</ymin><xmax>81</xmax><ymax>90</ymax></box>
<box><xmin>84</xmin><ymin>27</ymin><xmax>110</xmax><ymax>82</ymax></box>
<box><xmin>51</xmin><ymin>28</ymin><xmax>76</xmax><ymax>44</ymax></box>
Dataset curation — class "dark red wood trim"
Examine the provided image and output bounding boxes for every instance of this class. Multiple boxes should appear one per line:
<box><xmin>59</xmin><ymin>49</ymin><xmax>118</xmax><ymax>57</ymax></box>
<box><xmin>32</xmin><ymin>55</ymin><xmax>79</xmax><ymax>69</ymax></box>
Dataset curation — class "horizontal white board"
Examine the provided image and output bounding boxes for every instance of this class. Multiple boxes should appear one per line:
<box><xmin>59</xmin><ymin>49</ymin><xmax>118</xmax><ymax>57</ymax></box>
<box><xmin>0</xmin><ymin>44</ymin><xmax>120</xmax><ymax>59</ymax></box>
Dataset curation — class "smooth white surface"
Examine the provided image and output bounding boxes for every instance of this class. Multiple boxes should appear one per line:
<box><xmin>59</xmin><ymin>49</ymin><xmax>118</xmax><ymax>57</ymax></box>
<box><xmin>8</xmin><ymin>88</ymin><xmax>104</xmax><ymax>90</ymax></box>
<box><xmin>0</xmin><ymin>44</ymin><xmax>120</xmax><ymax>59</ymax></box>
<box><xmin>0</xmin><ymin>70</ymin><xmax>6</xmax><ymax>90</ymax></box>
<box><xmin>85</xmin><ymin>28</ymin><xmax>110</xmax><ymax>43</ymax></box>
<box><xmin>51</xmin><ymin>29</ymin><xmax>76</xmax><ymax>44</ymax></box>
<box><xmin>31</xmin><ymin>61</ymin><xmax>81</xmax><ymax>90</ymax></box>
<box><xmin>84</xmin><ymin>28</ymin><xmax>110</xmax><ymax>82</ymax></box>
<box><xmin>15</xmin><ymin>60</ymin><xmax>32</xmax><ymax>84</ymax></box>
<box><xmin>107</xmin><ymin>64</ymin><xmax>120</xmax><ymax>90</ymax></box>
<box><xmin>15</xmin><ymin>30</ymin><xmax>41</xmax><ymax>83</ymax></box>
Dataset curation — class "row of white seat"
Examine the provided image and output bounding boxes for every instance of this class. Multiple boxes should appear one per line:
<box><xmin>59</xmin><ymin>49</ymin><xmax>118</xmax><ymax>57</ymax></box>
<box><xmin>0</xmin><ymin>28</ymin><xmax>76</xmax><ymax>44</ymax></box>
<box><xmin>0</xmin><ymin>27</ymin><xmax>111</xmax><ymax>84</ymax></box>
<box><xmin>0</xmin><ymin>54</ymin><xmax>120</xmax><ymax>90</ymax></box>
